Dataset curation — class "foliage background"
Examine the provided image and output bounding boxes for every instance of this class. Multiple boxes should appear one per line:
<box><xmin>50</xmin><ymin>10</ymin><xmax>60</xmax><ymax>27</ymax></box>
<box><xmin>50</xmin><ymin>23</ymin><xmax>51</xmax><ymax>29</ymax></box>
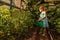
<box><xmin>0</xmin><ymin>0</ymin><xmax>60</xmax><ymax>40</ymax></box>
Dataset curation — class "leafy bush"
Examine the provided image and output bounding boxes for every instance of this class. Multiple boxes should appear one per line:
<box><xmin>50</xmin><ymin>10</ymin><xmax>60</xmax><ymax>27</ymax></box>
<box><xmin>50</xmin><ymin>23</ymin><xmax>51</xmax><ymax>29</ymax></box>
<box><xmin>0</xmin><ymin>8</ymin><xmax>35</xmax><ymax>40</ymax></box>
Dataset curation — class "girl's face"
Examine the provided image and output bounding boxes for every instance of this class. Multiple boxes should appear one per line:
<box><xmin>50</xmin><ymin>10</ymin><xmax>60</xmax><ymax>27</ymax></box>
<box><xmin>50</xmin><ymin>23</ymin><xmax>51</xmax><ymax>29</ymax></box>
<box><xmin>39</xmin><ymin>8</ymin><xmax>43</xmax><ymax>12</ymax></box>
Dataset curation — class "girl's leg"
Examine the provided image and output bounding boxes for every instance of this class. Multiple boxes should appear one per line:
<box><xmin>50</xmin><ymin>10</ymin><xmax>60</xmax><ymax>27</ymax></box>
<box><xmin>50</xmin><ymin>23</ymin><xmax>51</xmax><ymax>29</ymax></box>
<box><xmin>43</xmin><ymin>27</ymin><xmax>46</xmax><ymax>32</ymax></box>
<box><xmin>42</xmin><ymin>27</ymin><xmax>46</xmax><ymax>36</ymax></box>
<box><xmin>39</xmin><ymin>27</ymin><xmax>43</xmax><ymax>34</ymax></box>
<box><xmin>36</xmin><ymin>27</ymin><xmax>40</xmax><ymax>34</ymax></box>
<box><xmin>34</xmin><ymin>27</ymin><xmax>38</xmax><ymax>34</ymax></box>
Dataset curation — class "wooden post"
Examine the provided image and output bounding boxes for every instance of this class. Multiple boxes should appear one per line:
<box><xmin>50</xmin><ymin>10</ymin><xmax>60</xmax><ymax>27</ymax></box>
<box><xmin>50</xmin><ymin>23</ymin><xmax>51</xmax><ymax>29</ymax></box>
<box><xmin>10</xmin><ymin>0</ymin><xmax>12</xmax><ymax>16</ymax></box>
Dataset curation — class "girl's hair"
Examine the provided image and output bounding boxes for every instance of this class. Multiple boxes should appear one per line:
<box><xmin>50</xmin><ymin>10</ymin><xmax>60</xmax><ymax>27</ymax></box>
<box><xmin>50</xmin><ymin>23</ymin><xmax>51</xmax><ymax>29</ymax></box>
<box><xmin>39</xmin><ymin>5</ymin><xmax>46</xmax><ymax>11</ymax></box>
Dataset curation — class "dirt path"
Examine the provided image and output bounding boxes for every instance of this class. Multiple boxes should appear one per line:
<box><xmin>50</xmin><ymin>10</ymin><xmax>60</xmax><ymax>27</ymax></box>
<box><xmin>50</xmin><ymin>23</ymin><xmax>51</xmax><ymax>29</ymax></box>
<box><xmin>25</xmin><ymin>27</ymin><xmax>50</xmax><ymax>40</ymax></box>
<box><xmin>18</xmin><ymin>27</ymin><xmax>60</xmax><ymax>40</ymax></box>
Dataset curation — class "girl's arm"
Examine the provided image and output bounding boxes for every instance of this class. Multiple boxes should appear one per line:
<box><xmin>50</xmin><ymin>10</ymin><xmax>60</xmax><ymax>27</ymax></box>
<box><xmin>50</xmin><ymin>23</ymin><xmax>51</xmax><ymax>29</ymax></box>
<box><xmin>38</xmin><ymin>18</ymin><xmax>42</xmax><ymax>21</ymax></box>
<box><xmin>38</xmin><ymin>11</ymin><xmax>46</xmax><ymax>21</ymax></box>
<box><xmin>41</xmin><ymin>11</ymin><xmax>46</xmax><ymax>19</ymax></box>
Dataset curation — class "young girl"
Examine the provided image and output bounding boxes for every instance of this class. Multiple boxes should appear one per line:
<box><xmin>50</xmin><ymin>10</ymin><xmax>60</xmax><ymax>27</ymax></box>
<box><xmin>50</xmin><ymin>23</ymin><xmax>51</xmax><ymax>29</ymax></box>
<box><xmin>38</xmin><ymin>6</ymin><xmax>49</xmax><ymax>36</ymax></box>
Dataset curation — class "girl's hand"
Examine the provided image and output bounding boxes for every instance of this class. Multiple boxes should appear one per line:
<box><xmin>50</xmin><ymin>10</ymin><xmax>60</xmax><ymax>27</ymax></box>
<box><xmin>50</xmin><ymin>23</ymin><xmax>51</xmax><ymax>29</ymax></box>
<box><xmin>38</xmin><ymin>18</ymin><xmax>42</xmax><ymax>21</ymax></box>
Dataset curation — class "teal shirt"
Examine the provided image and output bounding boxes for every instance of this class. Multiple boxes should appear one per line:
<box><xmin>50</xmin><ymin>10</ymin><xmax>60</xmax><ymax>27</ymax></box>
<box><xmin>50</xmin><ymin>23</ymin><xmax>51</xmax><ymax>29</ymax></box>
<box><xmin>40</xmin><ymin>12</ymin><xmax>49</xmax><ymax>27</ymax></box>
